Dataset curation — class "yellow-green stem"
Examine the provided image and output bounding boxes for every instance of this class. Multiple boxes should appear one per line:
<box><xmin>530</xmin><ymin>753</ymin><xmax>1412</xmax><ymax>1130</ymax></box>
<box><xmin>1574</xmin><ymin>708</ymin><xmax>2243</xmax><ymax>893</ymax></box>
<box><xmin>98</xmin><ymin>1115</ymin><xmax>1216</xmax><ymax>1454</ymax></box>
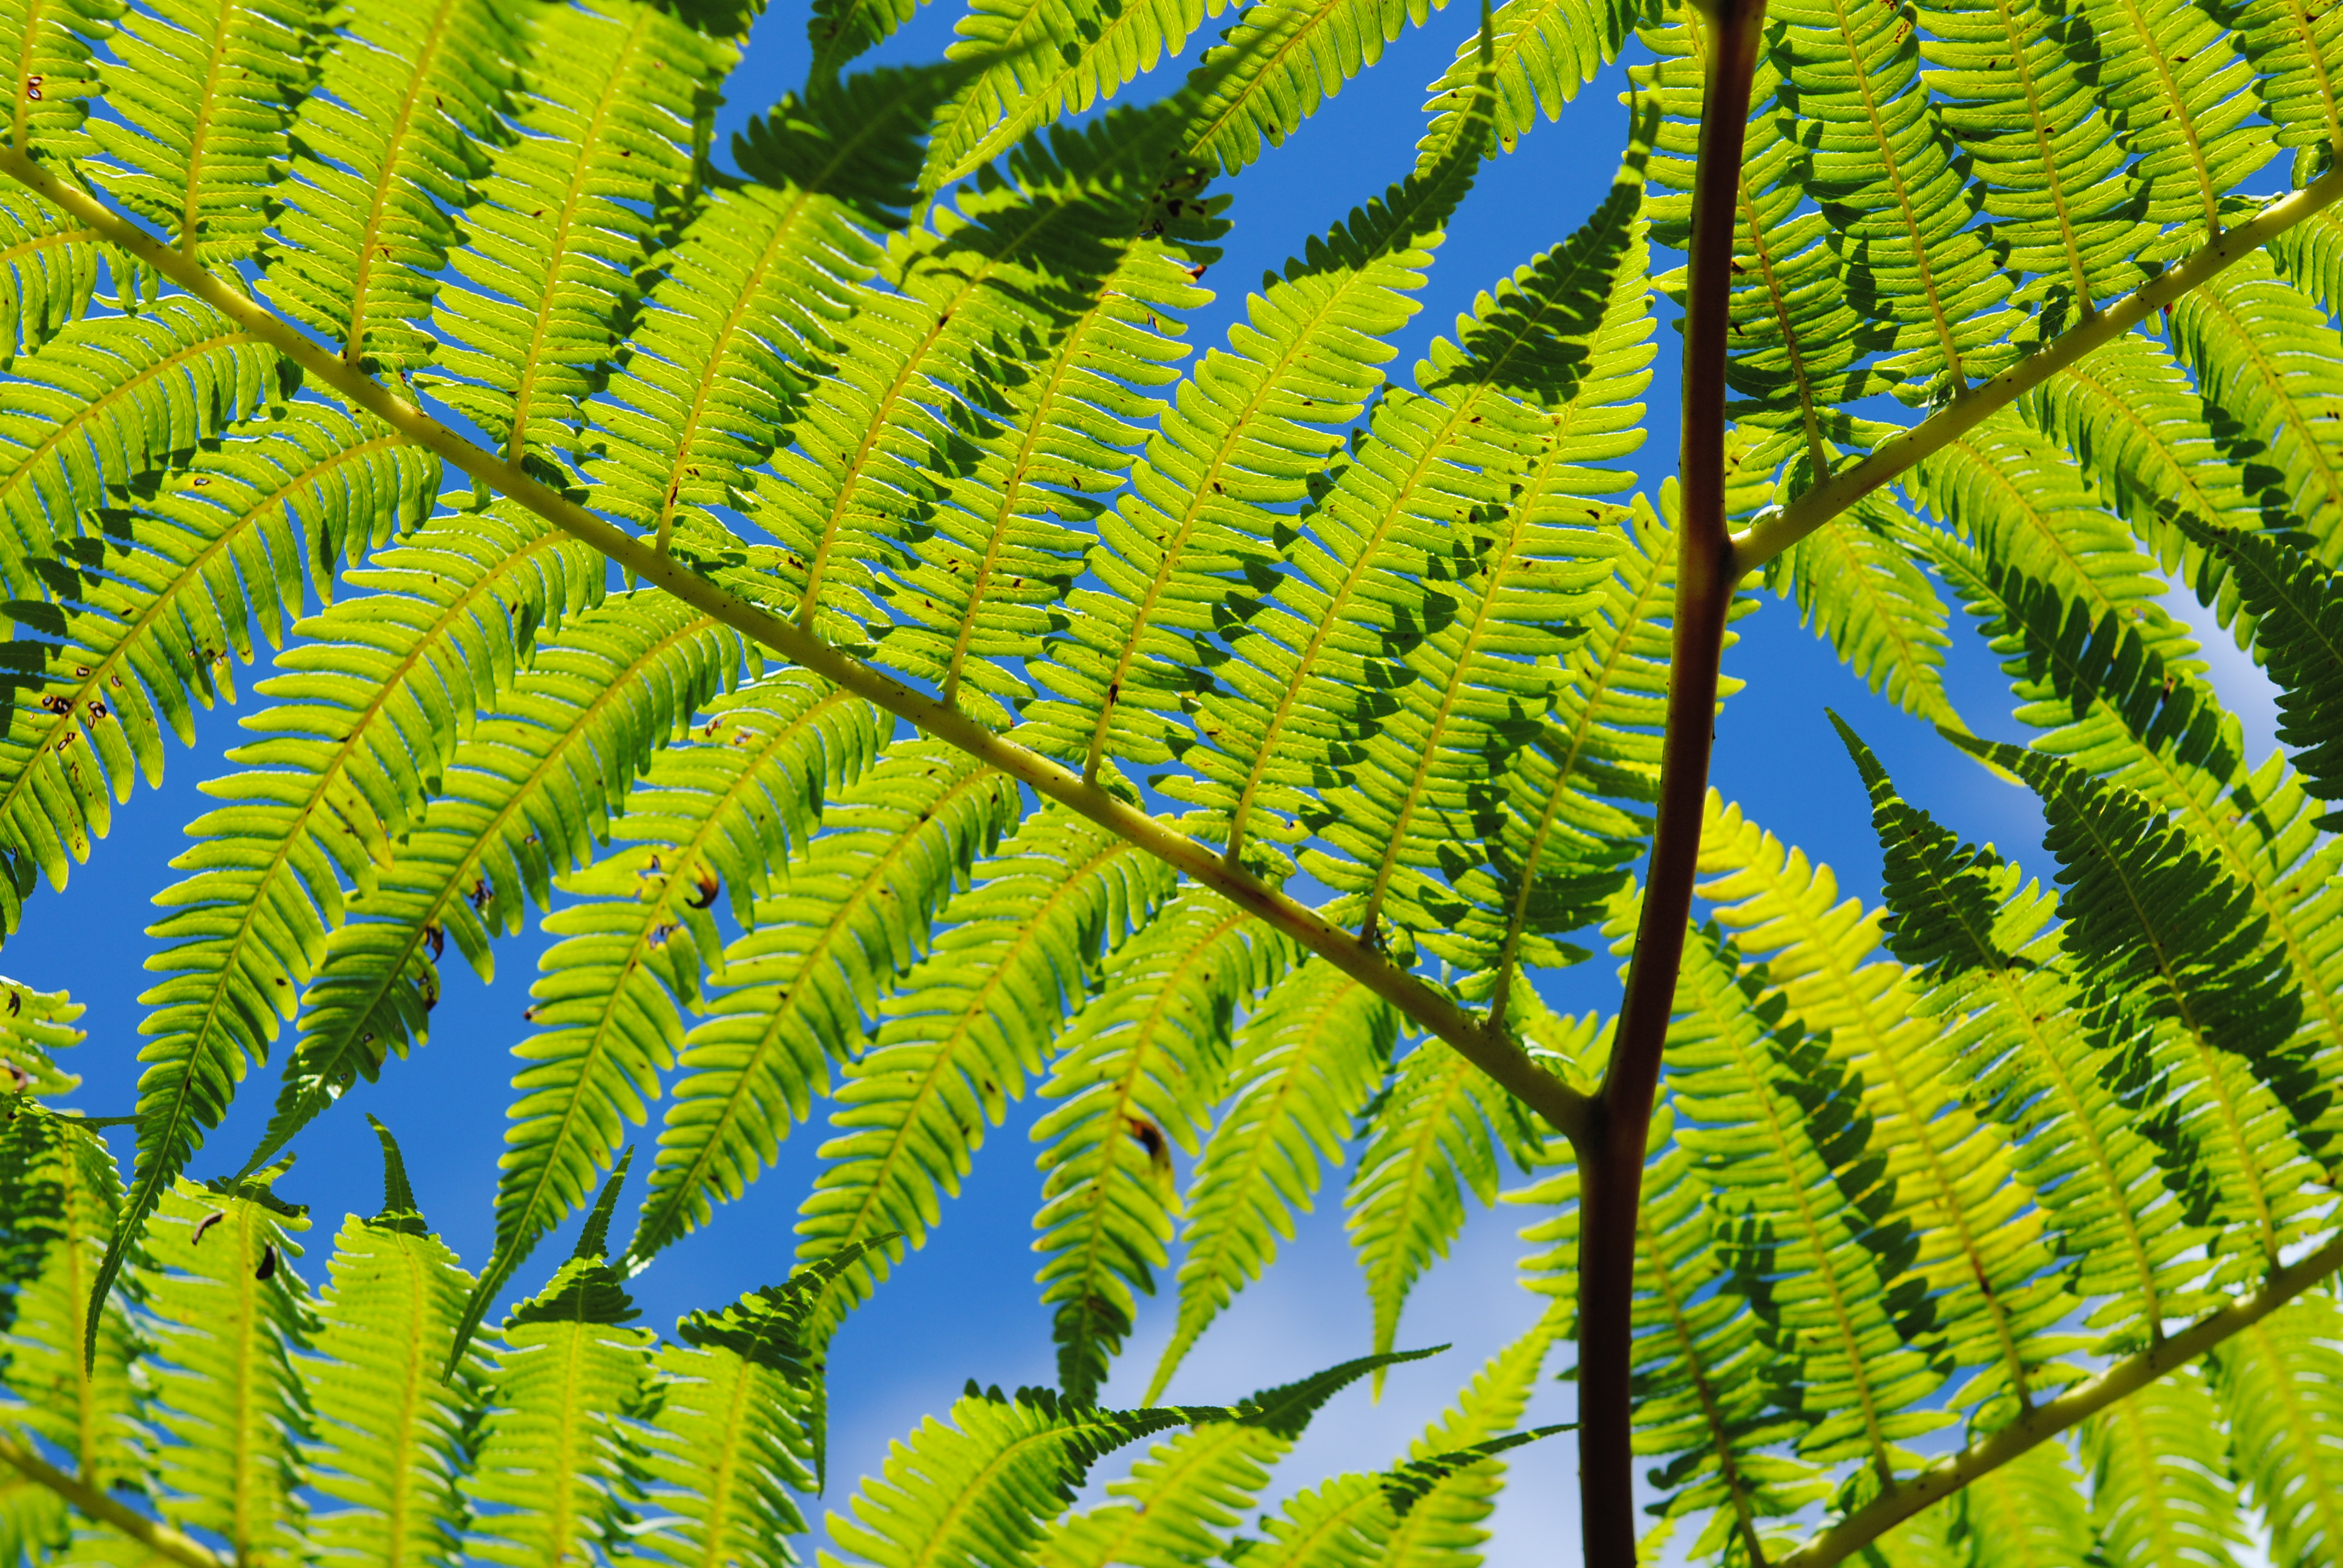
<box><xmin>0</xmin><ymin>1431</ymin><xmax>229</xmax><ymax>1568</ymax></box>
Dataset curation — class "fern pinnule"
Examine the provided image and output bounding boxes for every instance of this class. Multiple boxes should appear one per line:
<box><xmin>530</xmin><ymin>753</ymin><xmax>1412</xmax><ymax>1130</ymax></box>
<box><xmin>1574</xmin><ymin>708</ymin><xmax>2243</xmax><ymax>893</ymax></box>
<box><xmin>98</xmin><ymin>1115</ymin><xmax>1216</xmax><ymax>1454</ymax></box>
<box><xmin>638</xmin><ymin>1333</ymin><xmax>811</xmax><ymax>1568</ymax></box>
<box><xmin>260</xmin><ymin>0</ymin><xmax>524</xmax><ymax>372</ymax></box>
<box><xmin>1955</xmin><ymin>736</ymin><xmax>2332</xmax><ymax>1275</ymax></box>
<box><xmin>1372</xmin><ymin>1308</ymin><xmax>1562</xmax><ymax>1568</ymax></box>
<box><xmin>1835</xmin><ymin>718</ymin><xmax>2213</xmax><ymax>1344</ymax></box>
<box><xmin>0</xmin><ymin>979</ymin><xmax>81</xmax><ymax>1101</ymax></box>
<box><xmin>629</xmin><ymin>733</ymin><xmax>1021</xmax><ymax>1264</ymax></box>
<box><xmin>0</xmin><ymin>189</ymin><xmax>125</xmax><ymax>365</ymax></box>
<box><xmin>464</xmin><ymin>675</ymin><xmax>888</xmax><ymax>1351</ymax></box>
<box><xmin>1031</xmin><ymin>884</ymin><xmax>1282</xmax><ymax>1404</ymax></box>
<box><xmin>1179</xmin><ymin>0</ymin><xmax>1453</xmax><ymax>177</ymax></box>
<box><xmin>1914</xmin><ymin>0</ymin><xmax>2155</xmax><ymax>315</ymax></box>
<box><xmin>0</xmin><ymin>0</ymin><xmax>112</xmax><ymax>159</ymax></box>
<box><xmin>2166</xmin><ymin>254</ymin><xmax>2343</xmax><ymax>560</ymax></box>
<box><xmin>1945</xmin><ymin>1442</ymin><xmax>2097</xmax><ymax>1568</ymax></box>
<box><xmin>1415</xmin><ymin>0</ymin><xmax>1638</xmax><ymax>169</ymax></box>
<box><xmin>2209</xmin><ymin>1292</ymin><xmax>2343</xmax><ymax>1568</ymax></box>
<box><xmin>1763</xmin><ymin>496</ymin><xmax>1959</xmax><ymax>727</ymax></box>
<box><xmin>791</xmin><ymin>796</ymin><xmax>1178</xmax><ymax>1346</ymax></box>
<box><xmin>0</xmin><ymin>409</ymin><xmax>433</xmax><ymax>911</ymax></box>
<box><xmin>1151</xmin><ymin>958</ymin><xmax>1396</xmax><ymax>1400</ymax></box>
<box><xmin>85</xmin><ymin>0</ymin><xmax>321</xmax><ymax>267</ymax></box>
<box><xmin>263</xmin><ymin>594</ymin><xmax>753</xmax><ymax>1174</ymax></box>
<box><xmin>1177</xmin><ymin>126</ymin><xmax>1640</xmax><ymax>863</ymax></box>
<box><xmin>2079</xmin><ymin>1366</ymin><xmax>2252</xmax><ymax>1568</ymax></box>
<box><xmin>139</xmin><ymin>1178</ymin><xmax>313</xmax><ymax>1563</ymax></box>
<box><xmin>2077</xmin><ymin>0</ymin><xmax>2270</xmax><ymax>240</ymax></box>
<box><xmin>2210</xmin><ymin>0</ymin><xmax>2343</xmax><ymax>185</ymax></box>
<box><xmin>1026</xmin><ymin>131</ymin><xmax>1482</xmax><ymax>778</ymax></box>
<box><xmin>0</xmin><ymin>298</ymin><xmax>282</xmax><ymax>604</ymax></box>
<box><xmin>426</xmin><ymin>0</ymin><xmax>737</xmax><ymax>464</ymax></box>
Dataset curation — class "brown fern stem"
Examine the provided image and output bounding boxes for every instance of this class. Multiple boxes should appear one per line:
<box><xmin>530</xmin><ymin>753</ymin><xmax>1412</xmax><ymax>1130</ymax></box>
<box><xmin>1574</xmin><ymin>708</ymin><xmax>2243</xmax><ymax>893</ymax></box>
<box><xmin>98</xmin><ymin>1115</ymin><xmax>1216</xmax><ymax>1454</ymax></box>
<box><xmin>1576</xmin><ymin>2</ymin><xmax>1763</xmax><ymax>1562</ymax></box>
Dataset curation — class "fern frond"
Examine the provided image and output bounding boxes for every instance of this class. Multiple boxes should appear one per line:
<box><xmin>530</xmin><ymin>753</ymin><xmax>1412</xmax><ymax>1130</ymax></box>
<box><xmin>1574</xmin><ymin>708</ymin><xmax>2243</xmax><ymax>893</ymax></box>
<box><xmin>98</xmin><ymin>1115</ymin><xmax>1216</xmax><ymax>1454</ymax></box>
<box><xmin>1697</xmin><ymin>793</ymin><xmax>2086</xmax><ymax>1416</ymax></box>
<box><xmin>1769</xmin><ymin>0</ymin><xmax>2022</xmax><ymax>405</ymax></box>
<box><xmin>466</xmin><ymin>675</ymin><xmax>890</xmax><ymax>1345</ymax></box>
<box><xmin>1945</xmin><ymin>1441</ymin><xmax>2095</xmax><ymax>1568</ymax></box>
<box><xmin>2080</xmin><ymin>1365</ymin><xmax>2250</xmax><ymax>1568</ymax></box>
<box><xmin>1026</xmin><ymin>128</ymin><xmax>1481</xmax><ymax>774</ymax></box>
<box><xmin>0</xmin><ymin>188</ymin><xmax>128</xmax><ymax>364</ymax></box>
<box><xmin>1034</xmin><ymin>884</ymin><xmax>1282</xmax><ymax>1403</ymax></box>
<box><xmin>85</xmin><ymin>0</ymin><xmax>321</xmax><ymax>266</ymax></box>
<box><xmin>427</xmin><ymin>0</ymin><xmax>738</xmax><ymax>462</ymax></box>
<box><xmin>303</xmin><ymin>1130</ymin><xmax>484</xmax><ymax>1568</ymax></box>
<box><xmin>1914</xmin><ymin>0</ymin><xmax>2155</xmax><ymax>314</ymax></box>
<box><xmin>2221</xmin><ymin>0</ymin><xmax>2343</xmax><ymax>183</ymax></box>
<box><xmin>261</xmin><ymin>0</ymin><xmax>526</xmax><ymax>371</ymax></box>
<box><xmin>0</xmin><ymin>1116</ymin><xmax>137</xmax><ymax>1488</ymax></box>
<box><xmin>1178</xmin><ymin>131</ymin><xmax>1645</xmax><ymax>866</ymax></box>
<box><xmin>2014</xmin><ymin>330</ymin><xmax>2263</xmax><ymax>638</ymax></box>
<box><xmin>2074</xmin><ymin>0</ymin><xmax>2270</xmax><ymax>237</ymax></box>
<box><xmin>586</xmin><ymin>67</ymin><xmax>945</xmax><ymax>549</ymax></box>
<box><xmin>111</xmin><ymin>506</ymin><xmax>598</xmax><ymax>1353</ymax></box>
<box><xmin>793</xmin><ymin>795</ymin><xmax>1177</xmax><ymax>1345</ymax></box>
<box><xmin>1665</xmin><ymin>918</ymin><xmax>1951</xmax><ymax>1477</ymax></box>
<box><xmin>1371</xmin><ymin>1307</ymin><xmax>1561</xmax><ymax>1568</ymax></box>
<box><xmin>1956</xmin><ymin>737</ymin><xmax>2332</xmax><ymax>1275</ymax></box>
<box><xmin>638</xmin><ymin>1327</ymin><xmax>811</xmax><ymax>1568</ymax></box>
<box><xmin>1345</xmin><ymin>1037</ymin><xmax>1530</xmax><ymax>1376</ymax></box>
<box><xmin>2167</xmin><ymin>253</ymin><xmax>2343</xmax><ymax>559</ymax></box>
<box><xmin>466</xmin><ymin>1203</ymin><xmax>657</xmax><ymax>1568</ymax></box>
<box><xmin>0</xmin><ymin>408</ymin><xmax>434</xmax><ymax>904</ymax></box>
<box><xmin>1181</xmin><ymin>0</ymin><xmax>1453</xmax><ymax>175</ymax></box>
<box><xmin>1296</xmin><ymin>179</ymin><xmax>1653</xmax><ymax>964</ymax></box>
<box><xmin>0</xmin><ymin>978</ymin><xmax>80</xmax><ymax>1100</ymax></box>
<box><xmin>1762</xmin><ymin>495</ymin><xmax>1958</xmax><ymax>725</ymax></box>
<box><xmin>0</xmin><ymin>0</ymin><xmax>113</xmax><ymax>160</ymax></box>
<box><xmin>1150</xmin><ymin>958</ymin><xmax>1396</xmax><ymax>1400</ymax></box>
<box><xmin>1833</xmin><ymin>719</ymin><xmax>2214</xmax><ymax>1346</ymax></box>
<box><xmin>0</xmin><ymin>297</ymin><xmax>281</xmax><ymax>604</ymax></box>
<box><xmin>1416</xmin><ymin>0</ymin><xmax>1640</xmax><ymax>168</ymax></box>
<box><xmin>138</xmin><ymin>1177</ymin><xmax>312</xmax><ymax>1561</ymax></box>
<box><xmin>629</xmin><ymin>731</ymin><xmax>1022</xmax><ymax>1262</ymax></box>
<box><xmin>1633</xmin><ymin>18</ymin><xmax>1884</xmax><ymax>468</ymax></box>
<box><xmin>266</xmin><ymin>592</ymin><xmax>751</xmax><ymax>1168</ymax></box>
<box><xmin>2210</xmin><ymin>1291</ymin><xmax>2343</xmax><ymax>1568</ymax></box>
<box><xmin>752</xmin><ymin>106</ymin><xmax>1197</xmax><ymax>654</ymax></box>
<box><xmin>2172</xmin><ymin>518</ymin><xmax>2343</xmax><ymax>823</ymax></box>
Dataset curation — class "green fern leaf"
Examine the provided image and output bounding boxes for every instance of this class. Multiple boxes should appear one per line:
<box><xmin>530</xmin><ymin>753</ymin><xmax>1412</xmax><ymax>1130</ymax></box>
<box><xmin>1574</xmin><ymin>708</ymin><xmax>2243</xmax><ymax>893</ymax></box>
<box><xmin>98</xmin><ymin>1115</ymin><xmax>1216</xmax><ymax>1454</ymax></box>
<box><xmin>1371</xmin><ymin>1307</ymin><xmax>1562</xmax><ymax>1567</ymax></box>
<box><xmin>303</xmin><ymin>1120</ymin><xmax>485</xmax><ymax>1568</ymax></box>
<box><xmin>2080</xmin><ymin>1365</ymin><xmax>2250</xmax><ymax>1568</ymax></box>
<box><xmin>0</xmin><ymin>188</ymin><xmax>135</xmax><ymax>365</ymax></box>
<box><xmin>1914</xmin><ymin>0</ymin><xmax>2156</xmax><ymax>315</ymax></box>
<box><xmin>793</xmin><ymin>795</ymin><xmax>1178</xmax><ymax>1345</ymax></box>
<box><xmin>586</xmin><ymin>68</ymin><xmax>946</xmax><ymax>551</ymax></box>
<box><xmin>2171</xmin><ymin>517</ymin><xmax>2343</xmax><ymax>823</ymax></box>
<box><xmin>0</xmin><ymin>0</ymin><xmax>114</xmax><ymax>161</ymax></box>
<box><xmin>427</xmin><ymin>0</ymin><xmax>738</xmax><ymax>463</ymax></box>
<box><xmin>1027</xmin><ymin>123</ymin><xmax>1482</xmax><ymax>775</ymax></box>
<box><xmin>85</xmin><ymin>0</ymin><xmax>323</xmax><ymax>266</ymax></box>
<box><xmin>628</xmin><ymin>732</ymin><xmax>1022</xmax><ymax>1262</ymax></box>
<box><xmin>1416</xmin><ymin>0</ymin><xmax>1643</xmax><ymax>168</ymax></box>
<box><xmin>1944</xmin><ymin>1441</ymin><xmax>2096</xmax><ymax>1568</ymax></box>
<box><xmin>261</xmin><ymin>0</ymin><xmax>526</xmax><ymax>371</ymax></box>
<box><xmin>263</xmin><ymin>593</ymin><xmax>752</xmax><ymax>1169</ymax></box>
<box><xmin>2167</xmin><ymin>253</ymin><xmax>2343</xmax><ymax>559</ymax></box>
<box><xmin>1344</xmin><ymin>1037</ymin><xmax>1532</xmax><ymax>1378</ymax></box>
<box><xmin>2074</xmin><ymin>0</ymin><xmax>2272</xmax><ymax>238</ymax></box>
<box><xmin>1769</xmin><ymin>0</ymin><xmax>2024</xmax><ymax>405</ymax></box>
<box><xmin>1665</xmin><ymin>916</ymin><xmax>1951</xmax><ymax>1475</ymax></box>
<box><xmin>0</xmin><ymin>297</ymin><xmax>282</xmax><ymax>604</ymax></box>
<box><xmin>1762</xmin><ymin>495</ymin><xmax>1958</xmax><ymax>725</ymax></box>
<box><xmin>0</xmin><ymin>408</ymin><xmax>434</xmax><ymax>907</ymax></box>
<box><xmin>2219</xmin><ymin>0</ymin><xmax>2343</xmax><ymax>182</ymax></box>
<box><xmin>1833</xmin><ymin>718</ymin><xmax>2215</xmax><ymax>1345</ymax></box>
<box><xmin>637</xmin><ymin>1329</ymin><xmax>811</xmax><ymax>1568</ymax></box>
<box><xmin>1177</xmin><ymin>127</ymin><xmax>1642</xmax><ymax>865</ymax></box>
<box><xmin>138</xmin><ymin>1177</ymin><xmax>313</xmax><ymax>1561</ymax></box>
<box><xmin>1150</xmin><ymin>958</ymin><xmax>1397</xmax><ymax>1400</ymax></box>
<box><xmin>462</xmin><ymin>676</ymin><xmax>890</xmax><ymax>1351</ymax></box>
<box><xmin>1181</xmin><ymin>0</ymin><xmax>1452</xmax><ymax>175</ymax></box>
<box><xmin>467</xmin><ymin>1180</ymin><xmax>658</xmax><ymax>1568</ymax></box>
<box><xmin>1034</xmin><ymin>885</ymin><xmax>1284</xmax><ymax>1403</ymax></box>
<box><xmin>2210</xmin><ymin>1291</ymin><xmax>2343</xmax><ymax>1568</ymax></box>
<box><xmin>1953</xmin><ymin>735</ymin><xmax>2332</xmax><ymax>1275</ymax></box>
<box><xmin>0</xmin><ymin>1115</ymin><xmax>137</xmax><ymax>1489</ymax></box>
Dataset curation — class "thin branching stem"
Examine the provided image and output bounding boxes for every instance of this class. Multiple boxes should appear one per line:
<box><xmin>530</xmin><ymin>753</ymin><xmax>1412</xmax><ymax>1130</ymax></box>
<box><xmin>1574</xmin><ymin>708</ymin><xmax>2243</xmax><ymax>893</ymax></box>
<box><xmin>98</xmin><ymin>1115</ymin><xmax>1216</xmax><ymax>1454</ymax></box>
<box><xmin>1577</xmin><ymin>2</ymin><xmax>1763</xmax><ymax>1560</ymax></box>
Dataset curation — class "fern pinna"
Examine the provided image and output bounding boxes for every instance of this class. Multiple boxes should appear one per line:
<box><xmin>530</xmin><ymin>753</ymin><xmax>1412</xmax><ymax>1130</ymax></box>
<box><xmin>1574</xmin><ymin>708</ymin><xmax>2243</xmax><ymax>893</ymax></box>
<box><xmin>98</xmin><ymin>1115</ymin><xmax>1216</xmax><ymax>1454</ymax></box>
<box><xmin>1</xmin><ymin>0</ymin><xmax>2342</xmax><ymax>1560</ymax></box>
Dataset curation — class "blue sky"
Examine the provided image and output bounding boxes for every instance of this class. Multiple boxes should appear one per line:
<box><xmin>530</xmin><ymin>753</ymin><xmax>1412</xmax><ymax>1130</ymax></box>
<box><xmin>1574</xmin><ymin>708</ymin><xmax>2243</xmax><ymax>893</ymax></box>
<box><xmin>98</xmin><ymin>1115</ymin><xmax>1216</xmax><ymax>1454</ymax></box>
<box><xmin>6</xmin><ymin>1</ymin><xmax>2288</xmax><ymax>1561</ymax></box>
